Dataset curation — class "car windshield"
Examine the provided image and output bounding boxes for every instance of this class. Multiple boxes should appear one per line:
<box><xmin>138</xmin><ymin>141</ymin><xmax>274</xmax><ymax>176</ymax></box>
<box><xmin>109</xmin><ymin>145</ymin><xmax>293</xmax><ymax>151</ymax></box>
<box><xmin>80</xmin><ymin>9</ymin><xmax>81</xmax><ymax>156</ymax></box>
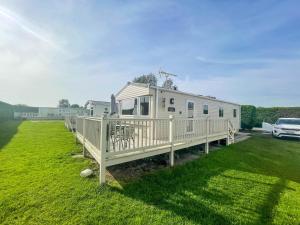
<box><xmin>276</xmin><ymin>119</ymin><xmax>300</xmax><ymax>125</ymax></box>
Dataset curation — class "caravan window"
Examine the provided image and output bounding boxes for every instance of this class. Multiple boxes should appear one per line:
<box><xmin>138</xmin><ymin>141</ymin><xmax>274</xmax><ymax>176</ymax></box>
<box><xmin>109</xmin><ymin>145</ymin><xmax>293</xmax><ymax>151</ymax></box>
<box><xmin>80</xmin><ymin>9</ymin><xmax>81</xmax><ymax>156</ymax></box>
<box><xmin>203</xmin><ymin>105</ymin><xmax>208</xmax><ymax>114</ymax></box>
<box><xmin>219</xmin><ymin>107</ymin><xmax>224</xmax><ymax>117</ymax></box>
<box><xmin>121</xmin><ymin>98</ymin><xmax>138</xmax><ymax>115</ymax></box>
<box><xmin>140</xmin><ymin>96</ymin><xmax>149</xmax><ymax>116</ymax></box>
<box><xmin>233</xmin><ymin>109</ymin><xmax>237</xmax><ymax>118</ymax></box>
<box><xmin>187</xmin><ymin>101</ymin><xmax>194</xmax><ymax>118</ymax></box>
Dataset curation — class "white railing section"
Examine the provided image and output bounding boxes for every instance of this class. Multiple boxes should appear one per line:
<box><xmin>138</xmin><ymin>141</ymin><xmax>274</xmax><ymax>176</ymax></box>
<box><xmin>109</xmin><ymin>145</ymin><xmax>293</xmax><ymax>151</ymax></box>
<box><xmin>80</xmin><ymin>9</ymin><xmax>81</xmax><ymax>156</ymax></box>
<box><xmin>84</xmin><ymin>118</ymin><xmax>102</xmax><ymax>149</ymax></box>
<box><xmin>173</xmin><ymin>118</ymin><xmax>207</xmax><ymax>142</ymax></box>
<box><xmin>76</xmin><ymin>117</ymin><xmax>84</xmax><ymax>135</ymax></box>
<box><xmin>64</xmin><ymin>115</ymin><xmax>77</xmax><ymax>131</ymax></box>
<box><xmin>69</xmin><ymin>115</ymin><xmax>235</xmax><ymax>184</ymax></box>
<box><xmin>209</xmin><ymin>119</ymin><xmax>228</xmax><ymax>135</ymax></box>
<box><xmin>74</xmin><ymin>116</ymin><xmax>230</xmax><ymax>155</ymax></box>
<box><xmin>106</xmin><ymin>118</ymin><xmax>170</xmax><ymax>156</ymax></box>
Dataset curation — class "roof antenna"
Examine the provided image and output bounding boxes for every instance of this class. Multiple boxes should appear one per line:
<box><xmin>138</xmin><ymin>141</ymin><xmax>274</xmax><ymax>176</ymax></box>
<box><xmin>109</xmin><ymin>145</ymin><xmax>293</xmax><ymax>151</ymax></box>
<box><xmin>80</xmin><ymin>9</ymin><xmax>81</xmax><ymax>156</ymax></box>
<box><xmin>158</xmin><ymin>68</ymin><xmax>178</xmax><ymax>90</ymax></box>
<box><xmin>159</xmin><ymin>68</ymin><xmax>177</xmax><ymax>80</ymax></box>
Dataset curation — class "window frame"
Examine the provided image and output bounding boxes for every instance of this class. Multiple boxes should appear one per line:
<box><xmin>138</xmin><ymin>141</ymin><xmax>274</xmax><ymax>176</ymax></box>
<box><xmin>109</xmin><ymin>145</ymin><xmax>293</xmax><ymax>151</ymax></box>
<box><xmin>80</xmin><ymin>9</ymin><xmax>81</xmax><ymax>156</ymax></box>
<box><xmin>233</xmin><ymin>109</ymin><xmax>237</xmax><ymax>118</ymax></box>
<box><xmin>203</xmin><ymin>104</ymin><xmax>209</xmax><ymax>115</ymax></box>
<box><xmin>186</xmin><ymin>100</ymin><xmax>195</xmax><ymax>118</ymax></box>
<box><xmin>120</xmin><ymin>96</ymin><xmax>151</xmax><ymax>117</ymax></box>
<box><xmin>186</xmin><ymin>100</ymin><xmax>195</xmax><ymax>133</ymax></box>
<box><xmin>219</xmin><ymin>107</ymin><xmax>224</xmax><ymax>118</ymax></box>
<box><xmin>139</xmin><ymin>96</ymin><xmax>150</xmax><ymax>116</ymax></box>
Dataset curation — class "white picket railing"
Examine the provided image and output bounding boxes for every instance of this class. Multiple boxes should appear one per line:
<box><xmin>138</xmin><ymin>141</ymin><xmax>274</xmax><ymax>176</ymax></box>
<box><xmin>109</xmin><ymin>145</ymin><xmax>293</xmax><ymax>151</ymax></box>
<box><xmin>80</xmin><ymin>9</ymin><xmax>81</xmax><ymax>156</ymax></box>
<box><xmin>70</xmin><ymin>115</ymin><xmax>234</xmax><ymax>184</ymax></box>
<box><xmin>64</xmin><ymin>115</ymin><xmax>77</xmax><ymax>131</ymax></box>
<box><xmin>106</xmin><ymin>118</ymin><xmax>170</xmax><ymax>156</ymax></box>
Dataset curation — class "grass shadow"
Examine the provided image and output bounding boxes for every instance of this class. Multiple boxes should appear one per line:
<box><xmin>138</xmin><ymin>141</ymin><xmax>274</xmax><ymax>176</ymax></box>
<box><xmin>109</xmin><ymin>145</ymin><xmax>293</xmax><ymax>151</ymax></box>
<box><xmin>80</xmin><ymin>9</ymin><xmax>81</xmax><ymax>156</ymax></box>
<box><xmin>109</xmin><ymin>135</ymin><xmax>299</xmax><ymax>224</ymax></box>
<box><xmin>0</xmin><ymin>120</ymin><xmax>22</xmax><ymax>150</ymax></box>
<box><xmin>259</xmin><ymin>178</ymin><xmax>288</xmax><ymax>225</ymax></box>
<box><xmin>111</xmin><ymin>163</ymin><xmax>232</xmax><ymax>224</ymax></box>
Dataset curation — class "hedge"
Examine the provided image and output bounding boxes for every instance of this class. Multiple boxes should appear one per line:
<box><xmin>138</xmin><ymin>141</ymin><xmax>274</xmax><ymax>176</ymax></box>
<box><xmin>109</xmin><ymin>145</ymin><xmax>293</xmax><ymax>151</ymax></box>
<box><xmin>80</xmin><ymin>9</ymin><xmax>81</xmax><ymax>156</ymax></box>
<box><xmin>241</xmin><ymin>105</ymin><xmax>257</xmax><ymax>129</ymax></box>
<box><xmin>0</xmin><ymin>101</ymin><xmax>13</xmax><ymax>121</ymax></box>
<box><xmin>255</xmin><ymin>107</ymin><xmax>300</xmax><ymax>126</ymax></box>
<box><xmin>241</xmin><ymin>105</ymin><xmax>300</xmax><ymax>129</ymax></box>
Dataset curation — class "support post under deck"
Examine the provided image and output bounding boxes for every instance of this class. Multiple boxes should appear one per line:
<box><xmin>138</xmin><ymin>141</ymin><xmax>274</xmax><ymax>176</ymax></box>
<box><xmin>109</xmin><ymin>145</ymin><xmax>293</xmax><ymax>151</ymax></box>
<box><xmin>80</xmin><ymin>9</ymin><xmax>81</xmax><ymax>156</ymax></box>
<box><xmin>226</xmin><ymin>120</ymin><xmax>230</xmax><ymax>146</ymax></box>
<box><xmin>205</xmin><ymin>118</ymin><xmax>209</xmax><ymax>154</ymax></box>
<box><xmin>82</xmin><ymin>118</ymin><xmax>88</xmax><ymax>157</ymax></box>
<box><xmin>99</xmin><ymin>114</ymin><xmax>108</xmax><ymax>185</ymax></box>
<box><xmin>169</xmin><ymin>115</ymin><xmax>174</xmax><ymax>166</ymax></box>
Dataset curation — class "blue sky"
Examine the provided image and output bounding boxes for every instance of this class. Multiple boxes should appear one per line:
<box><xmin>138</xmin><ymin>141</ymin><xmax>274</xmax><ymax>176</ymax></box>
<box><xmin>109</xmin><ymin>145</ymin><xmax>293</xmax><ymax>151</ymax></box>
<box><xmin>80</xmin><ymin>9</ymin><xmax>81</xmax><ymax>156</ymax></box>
<box><xmin>0</xmin><ymin>0</ymin><xmax>299</xmax><ymax>107</ymax></box>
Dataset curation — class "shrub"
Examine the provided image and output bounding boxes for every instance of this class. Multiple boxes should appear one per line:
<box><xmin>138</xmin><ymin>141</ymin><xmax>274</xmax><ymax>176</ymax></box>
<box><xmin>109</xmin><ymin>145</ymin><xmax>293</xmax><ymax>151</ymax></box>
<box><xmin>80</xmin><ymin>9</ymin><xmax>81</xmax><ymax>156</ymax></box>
<box><xmin>255</xmin><ymin>107</ymin><xmax>300</xmax><ymax>126</ymax></box>
<box><xmin>241</xmin><ymin>105</ymin><xmax>256</xmax><ymax>130</ymax></box>
<box><xmin>0</xmin><ymin>101</ymin><xmax>13</xmax><ymax>121</ymax></box>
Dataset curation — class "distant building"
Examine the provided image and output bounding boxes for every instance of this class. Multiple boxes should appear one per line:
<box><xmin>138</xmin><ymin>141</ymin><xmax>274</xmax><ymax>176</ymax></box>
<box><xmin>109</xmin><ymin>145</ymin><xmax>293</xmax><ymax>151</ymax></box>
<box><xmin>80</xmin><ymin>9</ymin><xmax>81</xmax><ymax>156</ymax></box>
<box><xmin>14</xmin><ymin>107</ymin><xmax>87</xmax><ymax>119</ymax></box>
<box><xmin>14</xmin><ymin>112</ymin><xmax>39</xmax><ymax>119</ymax></box>
<box><xmin>85</xmin><ymin>100</ymin><xmax>110</xmax><ymax>117</ymax></box>
<box><xmin>38</xmin><ymin>107</ymin><xmax>87</xmax><ymax>118</ymax></box>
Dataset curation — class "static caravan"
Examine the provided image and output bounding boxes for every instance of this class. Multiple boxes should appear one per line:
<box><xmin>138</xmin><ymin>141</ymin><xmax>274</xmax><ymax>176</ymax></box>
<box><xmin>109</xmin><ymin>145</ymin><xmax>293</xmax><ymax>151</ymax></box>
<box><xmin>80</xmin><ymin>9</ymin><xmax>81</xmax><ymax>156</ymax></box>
<box><xmin>72</xmin><ymin>82</ymin><xmax>240</xmax><ymax>184</ymax></box>
<box><xmin>115</xmin><ymin>82</ymin><xmax>241</xmax><ymax>131</ymax></box>
<box><xmin>85</xmin><ymin>100</ymin><xmax>110</xmax><ymax>117</ymax></box>
<box><xmin>38</xmin><ymin>107</ymin><xmax>87</xmax><ymax>118</ymax></box>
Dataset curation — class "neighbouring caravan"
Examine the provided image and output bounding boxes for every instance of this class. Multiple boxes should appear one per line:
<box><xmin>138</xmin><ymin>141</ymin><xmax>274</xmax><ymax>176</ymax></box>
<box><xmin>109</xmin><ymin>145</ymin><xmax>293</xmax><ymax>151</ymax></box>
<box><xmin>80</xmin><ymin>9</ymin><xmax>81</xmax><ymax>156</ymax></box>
<box><xmin>115</xmin><ymin>82</ymin><xmax>241</xmax><ymax>131</ymax></box>
<box><xmin>85</xmin><ymin>100</ymin><xmax>110</xmax><ymax>117</ymax></box>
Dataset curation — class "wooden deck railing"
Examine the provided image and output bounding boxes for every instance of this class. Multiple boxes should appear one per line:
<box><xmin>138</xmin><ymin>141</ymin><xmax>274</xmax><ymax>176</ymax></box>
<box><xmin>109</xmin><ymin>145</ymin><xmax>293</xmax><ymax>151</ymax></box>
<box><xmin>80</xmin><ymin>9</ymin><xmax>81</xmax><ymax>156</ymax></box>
<box><xmin>64</xmin><ymin>115</ymin><xmax>77</xmax><ymax>131</ymax></box>
<box><xmin>66</xmin><ymin>115</ymin><xmax>234</xmax><ymax>184</ymax></box>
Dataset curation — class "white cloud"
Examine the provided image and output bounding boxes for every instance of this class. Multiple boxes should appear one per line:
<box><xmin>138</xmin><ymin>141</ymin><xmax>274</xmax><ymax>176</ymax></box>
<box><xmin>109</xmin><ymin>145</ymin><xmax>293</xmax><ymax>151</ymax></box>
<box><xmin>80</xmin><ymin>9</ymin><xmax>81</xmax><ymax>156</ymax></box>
<box><xmin>176</xmin><ymin>60</ymin><xmax>300</xmax><ymax>107</ymax></box>
<box><xmin>195</xmin><ymin>56</ymin><xmax>300</xmax><ymax>65</ymax></box>
<box><xmin>0</xmin><ymin>5</ymin><xmax>64</xmax><ymax>52</ymax></box>
<box><xmin>0</xmin><ymin>0</ymin><xmax>299</xmax><ymax>108</ymax></box>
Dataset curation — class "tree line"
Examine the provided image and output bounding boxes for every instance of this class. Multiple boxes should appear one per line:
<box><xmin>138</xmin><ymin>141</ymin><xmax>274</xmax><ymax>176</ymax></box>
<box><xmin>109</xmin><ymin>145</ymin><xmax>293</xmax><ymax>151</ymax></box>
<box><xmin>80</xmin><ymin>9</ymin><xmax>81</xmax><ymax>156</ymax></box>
<box><xmin>241</xmin><ymin>105</ymin><xmax>300</xmax><ymax>129</ymax></box>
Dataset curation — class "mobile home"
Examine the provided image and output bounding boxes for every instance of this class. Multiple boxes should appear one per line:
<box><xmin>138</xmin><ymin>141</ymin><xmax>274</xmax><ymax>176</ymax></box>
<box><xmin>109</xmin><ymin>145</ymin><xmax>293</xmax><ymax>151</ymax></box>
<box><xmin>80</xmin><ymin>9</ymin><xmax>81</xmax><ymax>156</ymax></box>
<box><xmin>69</xmin><ymin>82</ymin><xmax>240</xmax><ymax>184</ymax></box>
<box><xmin>85</xmin><ymin>100</ymin><xmax>110</xmax><ymax>117</ymax></box>
<box><xmin>115</xmin><ymin>82</ymin><xmax>241</xmax><ymax>131</ymax></box>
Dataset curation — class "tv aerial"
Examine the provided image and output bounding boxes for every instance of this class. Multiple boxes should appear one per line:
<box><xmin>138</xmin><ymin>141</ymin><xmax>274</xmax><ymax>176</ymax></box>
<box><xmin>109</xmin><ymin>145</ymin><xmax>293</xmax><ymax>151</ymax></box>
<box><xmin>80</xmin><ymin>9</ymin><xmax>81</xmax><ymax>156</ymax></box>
<box><xmin>158</xmin><ymin>69</ymin><xmax>178</xmax><ymax>81</ymax></box>
<box><xmin>158</xmin><ymin>69</ymin><xmax>179</xmax><ymax>90</ymax></box>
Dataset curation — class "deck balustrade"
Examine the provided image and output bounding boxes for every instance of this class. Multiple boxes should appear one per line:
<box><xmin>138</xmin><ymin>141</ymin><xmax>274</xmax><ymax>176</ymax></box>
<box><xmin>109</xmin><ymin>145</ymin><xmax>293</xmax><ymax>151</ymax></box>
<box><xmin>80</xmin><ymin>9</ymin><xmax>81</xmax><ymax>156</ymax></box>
<box><xmin>65</xmin><ymin>115</ymin><xmax>235</xmax><ymax>184</ymax></box>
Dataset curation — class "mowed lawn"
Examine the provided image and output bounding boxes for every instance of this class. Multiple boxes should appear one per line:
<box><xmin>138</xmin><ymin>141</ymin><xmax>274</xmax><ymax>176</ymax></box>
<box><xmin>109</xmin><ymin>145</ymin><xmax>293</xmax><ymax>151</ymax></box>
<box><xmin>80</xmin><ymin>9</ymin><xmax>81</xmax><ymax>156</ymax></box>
<box><xmin>0</xmin><ymin>121</ymin><xmax>300</xmax><ymax>225</ymax></box>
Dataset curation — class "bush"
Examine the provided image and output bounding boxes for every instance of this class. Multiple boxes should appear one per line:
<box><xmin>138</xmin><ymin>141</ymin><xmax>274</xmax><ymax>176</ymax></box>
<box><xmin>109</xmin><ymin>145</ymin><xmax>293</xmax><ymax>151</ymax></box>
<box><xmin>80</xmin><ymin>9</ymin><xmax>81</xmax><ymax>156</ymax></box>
<box><xmin>241</xmin><ymin>105</ymin><xmax>256</xmax><ymax>130</ymax></box>
<box><xmin>0</xmin><ymin>101</ymin><xmax>13</xmax><ymax>121</ymax></box>
<box><xmin>255</xmin><ymin>107</ymin><xmax>300</xmax><ymax>127</ymax></box>
<box><xmin>241</xmin><ymin>105</ymin><xmax>300</xmax><ymax>128</ymax></box>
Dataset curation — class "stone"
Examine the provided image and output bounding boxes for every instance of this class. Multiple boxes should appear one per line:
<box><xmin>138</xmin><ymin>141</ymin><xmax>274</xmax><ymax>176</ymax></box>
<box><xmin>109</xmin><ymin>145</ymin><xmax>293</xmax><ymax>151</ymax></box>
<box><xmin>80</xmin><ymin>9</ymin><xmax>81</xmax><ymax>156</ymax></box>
<box><xmin>72</xmin><ymin>154</ymin><xmax>84</xmax><ymax>159</ymax></box>
<box><xmin>80</xmin><ymin>169</ymin><xmax>93</xmax><ymax>177</ymax></box>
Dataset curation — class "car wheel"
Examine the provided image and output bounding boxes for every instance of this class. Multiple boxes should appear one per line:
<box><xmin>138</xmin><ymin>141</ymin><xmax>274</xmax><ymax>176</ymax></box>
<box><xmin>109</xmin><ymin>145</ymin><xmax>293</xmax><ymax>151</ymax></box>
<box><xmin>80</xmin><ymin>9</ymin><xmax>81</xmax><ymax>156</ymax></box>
<box><xmin>272</xmin><ymin>132</ymin><xmax>278</xmax><ymax>138</ymax></box>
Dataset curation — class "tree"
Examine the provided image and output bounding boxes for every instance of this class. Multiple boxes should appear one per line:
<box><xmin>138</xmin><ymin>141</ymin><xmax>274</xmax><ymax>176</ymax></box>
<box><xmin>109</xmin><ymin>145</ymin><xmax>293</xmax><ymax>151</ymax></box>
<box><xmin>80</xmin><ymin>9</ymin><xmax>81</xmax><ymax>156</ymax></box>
<box><xmin>241</xmin><ymin>105</ymin><xmax>257</xmax><ymax>130</ymax></box>
<box><xmin>133</xmin><ymin>73</ymin><xmax>157</xmax><ymax>86</ymax></box>
<box><xmin>70</xmin><ymin>104</ymin><xmax>80</xmax><ymax>108</ymax></box>
<box><xmin>58</xmin><ymin>99</ymin><xmax>70</xmax><ymax>108</ymax></box>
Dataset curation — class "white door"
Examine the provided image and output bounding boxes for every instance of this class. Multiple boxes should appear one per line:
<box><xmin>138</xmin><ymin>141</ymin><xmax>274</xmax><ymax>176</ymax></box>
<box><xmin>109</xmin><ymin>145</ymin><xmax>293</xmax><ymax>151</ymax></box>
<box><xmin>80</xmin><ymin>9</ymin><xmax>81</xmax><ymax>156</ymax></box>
<box><xmin>186</xmin><ymin>101</ymin><xmax>194</xmax><ymax>132</ymax></box>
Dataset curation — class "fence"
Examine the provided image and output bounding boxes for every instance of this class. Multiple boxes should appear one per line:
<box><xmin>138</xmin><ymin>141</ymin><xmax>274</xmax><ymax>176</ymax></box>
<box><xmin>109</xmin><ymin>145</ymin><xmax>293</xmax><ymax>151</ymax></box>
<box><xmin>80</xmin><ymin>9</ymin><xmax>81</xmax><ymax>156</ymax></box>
<box><xmin>66</xmin><ymin>115</ymin><xmax>234</xmax><ymax>184</ymax></box>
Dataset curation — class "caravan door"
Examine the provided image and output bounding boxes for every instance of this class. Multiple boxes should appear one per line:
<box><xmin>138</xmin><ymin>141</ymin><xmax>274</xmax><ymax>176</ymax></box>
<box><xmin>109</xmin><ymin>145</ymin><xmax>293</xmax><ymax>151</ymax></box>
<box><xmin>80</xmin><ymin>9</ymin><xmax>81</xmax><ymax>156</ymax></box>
<box><xmin>186</xmin><ymin>101</ymin><xmax>194</xmax><ymax>132</ymax></box>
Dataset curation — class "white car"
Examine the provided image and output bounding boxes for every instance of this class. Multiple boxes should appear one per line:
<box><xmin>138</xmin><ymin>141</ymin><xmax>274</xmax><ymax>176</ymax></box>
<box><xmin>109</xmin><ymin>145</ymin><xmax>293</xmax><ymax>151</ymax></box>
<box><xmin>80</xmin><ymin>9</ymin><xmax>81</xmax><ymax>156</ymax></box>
<box><xmin>272</xmin><ymin>118</ymin><xmax>300</xmax><ymax>139</ymax></box>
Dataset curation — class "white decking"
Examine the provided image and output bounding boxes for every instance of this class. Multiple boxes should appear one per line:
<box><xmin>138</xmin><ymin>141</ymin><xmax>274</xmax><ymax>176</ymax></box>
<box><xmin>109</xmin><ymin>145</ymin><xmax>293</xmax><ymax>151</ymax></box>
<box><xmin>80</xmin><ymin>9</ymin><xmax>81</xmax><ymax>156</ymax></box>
<box><xmin>65</xmin><ymin>115</ymin><xmax>235</xmax><ymax>184</ymax></box>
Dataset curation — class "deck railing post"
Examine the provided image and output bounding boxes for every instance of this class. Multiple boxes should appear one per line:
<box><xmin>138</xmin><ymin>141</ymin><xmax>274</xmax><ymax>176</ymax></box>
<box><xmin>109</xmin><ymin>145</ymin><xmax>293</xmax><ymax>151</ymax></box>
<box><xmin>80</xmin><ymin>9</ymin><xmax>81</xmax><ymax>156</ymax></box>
<box><xmin>205</xmin><ymin>118</ymin><xmax>209</xmax><ymax>154</ymax></box>
<box><xmin>226</xmin><ymin>119</ymin><xmax>230</xmax><ymax>146</ymax></box>
<box><xmin>99</xmin><ymin>114</ymin><xmax>108</xmax><ymax>185</ymax></box>
<box><xmin>169</xmin><ymin>115</ymin><xmax>174</xmax><ymax>166</ymax></box>
<box><xmin>75</xmin><ymin>116</ymin><xmax>78</xmax><ymax>144</ymax></box>
<box><xmin>82</xmin><ymin>117</ymin><xmax>88</xmax><ymax>157</ymax></box>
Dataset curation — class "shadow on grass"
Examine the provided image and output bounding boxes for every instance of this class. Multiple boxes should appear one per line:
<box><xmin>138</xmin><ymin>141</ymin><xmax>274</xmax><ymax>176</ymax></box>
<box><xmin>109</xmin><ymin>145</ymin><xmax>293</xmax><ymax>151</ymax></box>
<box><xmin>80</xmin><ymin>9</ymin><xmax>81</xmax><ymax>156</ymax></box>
<box><xmin>112</xmin><ymin>165</ymin><xmax>232</xmax><ymax>224</ymax></box>
<box><xmin>0</xmin><ymin>120</ymin><xmax>22</xmax><ymax>150</ymax></box>
<box><xmin>109</xmin><ymin>135</ymin><xmax>297</xmax><ymax>224</ymax></box>
<box><xmin>259</xmin><ymin>178</ymin><xmax>288</xmax><ymax>225</ymax></box>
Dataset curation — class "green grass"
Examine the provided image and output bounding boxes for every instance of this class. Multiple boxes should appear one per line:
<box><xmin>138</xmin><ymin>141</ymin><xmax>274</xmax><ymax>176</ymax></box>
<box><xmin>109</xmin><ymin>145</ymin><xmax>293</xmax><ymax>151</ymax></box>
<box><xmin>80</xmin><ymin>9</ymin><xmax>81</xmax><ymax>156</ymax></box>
<box><xmin>0</xmin><ymin>121</ymin><xmax>299</xmax><ymax>225</ymax></box>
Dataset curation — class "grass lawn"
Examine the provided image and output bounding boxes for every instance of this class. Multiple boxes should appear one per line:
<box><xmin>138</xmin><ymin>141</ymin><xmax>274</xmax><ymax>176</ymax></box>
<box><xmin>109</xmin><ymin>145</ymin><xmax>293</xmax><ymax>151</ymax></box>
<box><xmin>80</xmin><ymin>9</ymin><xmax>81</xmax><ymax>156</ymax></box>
<box><xmin>0</xmin><ymin>121</ymin><xmax>299</xmax><ymax>225</ymax></box>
